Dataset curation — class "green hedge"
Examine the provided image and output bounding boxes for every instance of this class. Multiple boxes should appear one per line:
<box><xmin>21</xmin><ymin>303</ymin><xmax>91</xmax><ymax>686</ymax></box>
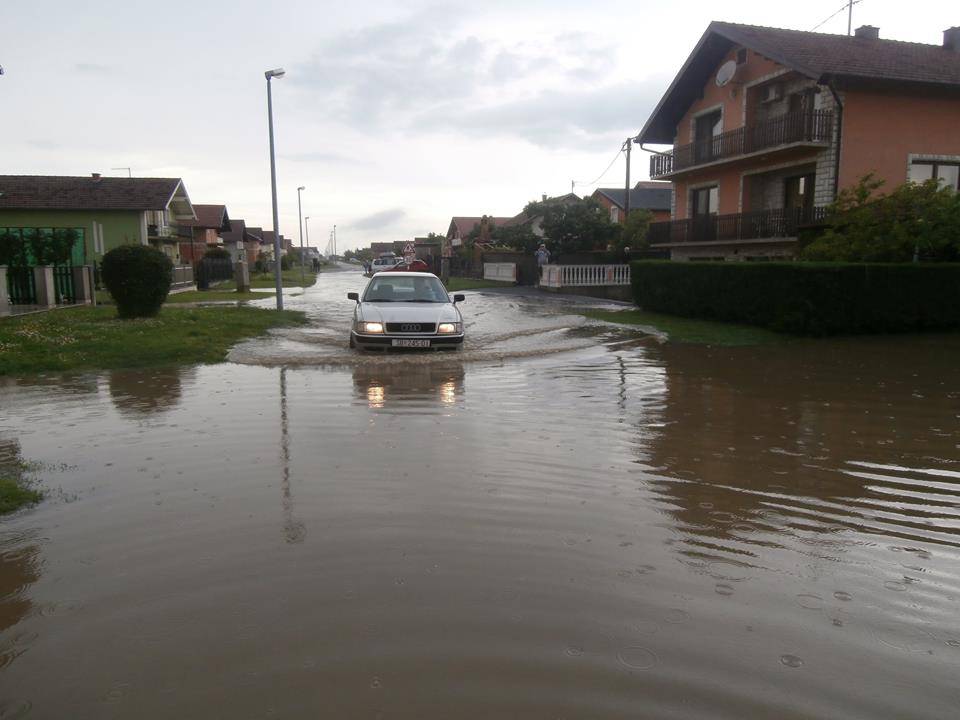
<box><xmin>631</xmin><ymin>261</ymin><xmax>960</xmax><ymax>335</ymax></box>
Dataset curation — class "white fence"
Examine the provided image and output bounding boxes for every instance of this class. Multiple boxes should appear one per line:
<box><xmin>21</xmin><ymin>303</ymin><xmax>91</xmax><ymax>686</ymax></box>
<box><xmin>540</xmin><ymin>264</ymin><xmax>630</xmax><ymax>289</ymax></box>
<box><xmin>483</xmin><ymin>262</ymin><xmax>517</xmax><ymax>282</ymax></box>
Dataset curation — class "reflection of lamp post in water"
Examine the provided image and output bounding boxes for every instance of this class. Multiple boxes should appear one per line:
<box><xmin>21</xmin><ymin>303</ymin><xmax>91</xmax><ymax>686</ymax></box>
<box><xmin>279</xmin><ymin>367</ymin><xmax>305</xmax><ymax>543</ymax></box>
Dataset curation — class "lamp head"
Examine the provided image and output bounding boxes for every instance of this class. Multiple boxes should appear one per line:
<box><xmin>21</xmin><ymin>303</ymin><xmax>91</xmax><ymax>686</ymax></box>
<box><xmin>298</xmin><ymin>186</ymin><xmax>305</xmax><ymax>191</ymax></box>
<box><xmin>265</xmin><ymin>68</ymin><xmax>286</xmax><ymax>79</ymax></box>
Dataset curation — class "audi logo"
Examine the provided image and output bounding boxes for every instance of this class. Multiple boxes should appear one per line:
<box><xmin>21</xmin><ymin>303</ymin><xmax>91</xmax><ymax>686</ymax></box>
<box><xmin>400</xmin><ymin>324</ymin><xmax>421</xmax><ymax>332</ymax></box>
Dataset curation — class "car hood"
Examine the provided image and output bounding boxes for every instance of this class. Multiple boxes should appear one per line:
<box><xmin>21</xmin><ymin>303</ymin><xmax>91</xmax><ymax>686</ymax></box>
<box><xmin>357</xmin><ymin>302</ymin><xmax>460</xmax><ymax>325</ymax></box>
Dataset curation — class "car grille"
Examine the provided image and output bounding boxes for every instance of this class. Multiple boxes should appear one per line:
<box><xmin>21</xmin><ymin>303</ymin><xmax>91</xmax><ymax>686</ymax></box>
<box><xmin>385</xmin><ymin>323</ymin><xmax>436</xmax><ymax>333</ymax></box>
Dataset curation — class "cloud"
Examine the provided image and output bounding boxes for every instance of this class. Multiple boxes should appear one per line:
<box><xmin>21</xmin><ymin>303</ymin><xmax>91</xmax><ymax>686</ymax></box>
<box><xmin>417</xmin><ymin>79</ymin><xmax>667</xmax><ymax>150</ymax></box>
<box><xmin>281</xmin><ymin>151</ymin><xmax>361</xmax><ymax>165</ymax></box>
<box><xmin>347</xmin><ymin>208</ymin><xmax>407</xmax><ymax>231</ymax></box>
<box><xmin>290</xmin><ymin>8</ymin><xmax>633</xmax><ymax>148</ymax></box>
<box><xmin>75</xmin><ymin>63</ymin><xmax>112</xmax><ymax>75</ymax></box>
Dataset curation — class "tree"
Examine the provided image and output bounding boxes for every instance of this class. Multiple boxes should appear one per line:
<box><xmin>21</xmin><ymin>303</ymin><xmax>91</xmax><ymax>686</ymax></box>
<box><xmin>540</xmin><ymin>197</ymin><xmax>620</xmax><ymax>254</ymax></box>
<box><xmin>616</xmin><ymin>209</ymin><xmax>653</xmax><ymax>253</ymax></box>
<box><xmin>801</xmin><ymin>174</ymin><xmax>960</xmax><ymax>262</ymax></box>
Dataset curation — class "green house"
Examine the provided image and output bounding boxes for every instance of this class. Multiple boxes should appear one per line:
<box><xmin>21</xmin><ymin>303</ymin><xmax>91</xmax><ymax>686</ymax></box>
<box><xmin>0</xmin><ymin>174</ymin><xmax>196</xmax><ymax>267</ymax></box>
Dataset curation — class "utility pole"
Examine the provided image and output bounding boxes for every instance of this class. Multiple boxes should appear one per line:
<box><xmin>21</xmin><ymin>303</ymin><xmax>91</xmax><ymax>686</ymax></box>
<box><xmin>623</xmin><ymin>138</ymin><xmax>632</xmax><ymax>219</ymax></box>
<box><xmin>847</xmin><ymin>0</ymin><xmax>853</xmax><ymax>35</ymax></box>
<box><xmin>333</xmin><ymin>224</ymin><xmax>337</xmax><ymax>259</ymax></box>
<box><xmin>296</xmin><ymin>186</ymin><xmax>306</xmax><ymax>286</ymax></box>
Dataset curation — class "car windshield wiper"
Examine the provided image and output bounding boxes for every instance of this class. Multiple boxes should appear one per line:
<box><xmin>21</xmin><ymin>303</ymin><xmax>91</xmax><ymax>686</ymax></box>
<box><xmin>407</xmin><ymin>299</ymin><xmax>440</xmax><ymax>303</ymax></box>
<box><xmin>366</xmin><ymin>299</ymin><xmax>394</xmax><ymax>302</ymax></box>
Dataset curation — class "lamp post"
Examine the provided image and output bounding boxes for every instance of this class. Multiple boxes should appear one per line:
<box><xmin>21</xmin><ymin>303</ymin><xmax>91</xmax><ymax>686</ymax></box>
<box><xmin>265</xmin><ymin>67</ymin><xmax>286</xmax><ymax>310</ymax></box>
<box><xmin>305</xmin><ymin>217</ymin><xmax>311</xmax><ymax>259</ymax></box>
<box><xmin>297</xmin><ymin>185</ymin><xmax>306</xmax><ymax>286</ymax></box>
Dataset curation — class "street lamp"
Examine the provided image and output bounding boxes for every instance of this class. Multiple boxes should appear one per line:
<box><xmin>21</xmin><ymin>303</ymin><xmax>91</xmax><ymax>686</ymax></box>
<box><xmin>265</xmin><ymin>67</ymin><xmax>286</xmax><ymax>310</ymax></box>
<box><xmin>297</xmin><ymin>186</ymin><xmax>306</xmax><ymax>286</ymax></box>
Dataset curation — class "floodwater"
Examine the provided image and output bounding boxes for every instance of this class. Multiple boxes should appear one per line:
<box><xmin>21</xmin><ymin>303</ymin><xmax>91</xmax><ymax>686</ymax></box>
<box><xmin>2</xmin><ymin>268</ymin><xmax>959</xmax><ymax>719</ymax></box>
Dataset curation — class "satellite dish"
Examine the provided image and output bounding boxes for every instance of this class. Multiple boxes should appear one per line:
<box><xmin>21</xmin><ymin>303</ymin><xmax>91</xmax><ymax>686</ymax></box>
<box><xmin>716</xmin><ymin>60</ymin><xmax>737</xmax><ymax>87</ymax></box>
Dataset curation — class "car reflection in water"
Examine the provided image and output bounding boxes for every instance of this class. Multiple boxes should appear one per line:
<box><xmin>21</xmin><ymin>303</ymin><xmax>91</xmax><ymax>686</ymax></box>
<box><xmin>352</xmin><ymin>362</ymin><xmax>465</xmax><ymax>409</ymax></box>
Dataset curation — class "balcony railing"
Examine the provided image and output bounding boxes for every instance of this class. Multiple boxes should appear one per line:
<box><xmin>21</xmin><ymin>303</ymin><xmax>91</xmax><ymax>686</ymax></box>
<box><xmin>648</xmin><ymin>206</ymin><xmax>828</xmax><ymax>245</ymax></box>
<box><xmin>650</xmin><ymin>110</ymin><xmax>834</xmax><ymax>178</ymax></box>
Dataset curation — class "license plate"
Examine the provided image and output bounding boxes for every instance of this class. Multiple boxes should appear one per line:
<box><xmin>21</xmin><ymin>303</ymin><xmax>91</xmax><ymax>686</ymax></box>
<box><xmin>392</xmin><ymin>338</ymin><xmax>430</xmax><ymax>348</ymax></box>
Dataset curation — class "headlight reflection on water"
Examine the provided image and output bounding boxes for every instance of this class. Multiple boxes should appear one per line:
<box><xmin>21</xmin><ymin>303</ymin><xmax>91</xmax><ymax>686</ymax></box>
<box><xmin>439</xmin><ymin>380</ymin><xmax>457</xmax><ymax>405</ymax></box>
<box><xmin>366</xmin><ymin>384</ymin><xmax>385</xmax><ymax>408</ymax></box>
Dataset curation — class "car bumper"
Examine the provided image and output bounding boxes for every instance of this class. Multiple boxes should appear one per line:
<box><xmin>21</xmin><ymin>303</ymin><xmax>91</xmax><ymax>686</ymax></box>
<box><xmin>351</xmin><ymin>331</ymin><xmax>464</xmax><ymax>350</ymax></box>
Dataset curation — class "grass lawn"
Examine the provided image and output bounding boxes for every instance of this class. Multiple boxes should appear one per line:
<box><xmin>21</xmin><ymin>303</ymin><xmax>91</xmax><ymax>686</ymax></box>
<box><xmin>0</xmin><ymin>477</ymin><xmax>42</xmax><ymax>515</ymax></box>
<box><xmin>165</xmin><ymin>289</ymin><xmax>275</xmax><ymax>303</ymax></box>
<box><xmin>581</xmin><ymin>308</ymin><xmax>789</xmax><ymax>346</ymax></box>
<box><xmin>444</xmin><ymin>277</ymin><xmax>515</xmax><ymax>291</ymax></box>
<box><xmin>248</xmin><ymin>269</ymin><xmax>319</xmax><ymax>289</ymax></box>
<box><xmin>0</xmin><ymin>306</ymin><xmax>307</xmax><ymax>375</ymax></box>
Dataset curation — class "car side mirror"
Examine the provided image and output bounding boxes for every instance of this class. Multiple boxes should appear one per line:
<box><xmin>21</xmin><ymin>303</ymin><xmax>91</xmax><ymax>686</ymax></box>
<box><xmin>347</xmin><ymin>292</ymin><xmax>359</xmax><ymax>302</ymax></box>
<box><xmin>453</xmin><ymin>294</ymin><xmax>465</xmax><ymax>303</ymax></box>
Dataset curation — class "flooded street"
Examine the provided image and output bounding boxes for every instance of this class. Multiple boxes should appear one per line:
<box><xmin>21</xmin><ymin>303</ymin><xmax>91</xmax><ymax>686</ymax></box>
<box><xmin>2</xmin><ymin>268</ymin><xmax>960</xmax><ymax>719</ymax></box>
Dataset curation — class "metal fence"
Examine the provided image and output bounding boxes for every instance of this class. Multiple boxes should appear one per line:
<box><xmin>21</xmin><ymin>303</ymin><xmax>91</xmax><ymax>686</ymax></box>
<box><xmin>7</xmin><ymin>267</ymin><xmax>37</xmax><ymax>305</ymax></box>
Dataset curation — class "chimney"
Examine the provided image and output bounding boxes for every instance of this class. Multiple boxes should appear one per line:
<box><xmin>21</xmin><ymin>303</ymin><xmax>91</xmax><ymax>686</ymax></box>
<box><xmin>91</xmin><ymin>172</ymin><xmax>101</xmax><ymax>181</ymax></box>
<box><xmin>945</xmin><ymin>27</ymin><xmax>960</xmax><ymax>52</ymax></box>
<box><xmin>854</xmin><ymin>25</ymin><xmax>879</xmax><ymax>39</ymax></box>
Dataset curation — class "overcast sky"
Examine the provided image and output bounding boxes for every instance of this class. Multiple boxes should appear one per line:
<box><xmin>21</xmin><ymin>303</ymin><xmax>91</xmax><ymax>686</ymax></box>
<box><xmin>3</xmin><ymin>0</ymin><xmax>956</xmax><ymax>250</ymax></box>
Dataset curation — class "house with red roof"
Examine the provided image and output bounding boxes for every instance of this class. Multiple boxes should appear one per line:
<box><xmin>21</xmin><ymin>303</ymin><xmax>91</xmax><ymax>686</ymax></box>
<box><xmin>637</xmin><ymin>22</ymin><xmax>960</xmax><ymax>260</ymax></box>
<box><xmin>176</xmin><ymin>203</ymin><xmax>231</xmax><ymax>264</ymax></box>
<box><xmin>591</xmin><ymin>182</ymin><xmax>672</xmax><ymax>225</ymax></box>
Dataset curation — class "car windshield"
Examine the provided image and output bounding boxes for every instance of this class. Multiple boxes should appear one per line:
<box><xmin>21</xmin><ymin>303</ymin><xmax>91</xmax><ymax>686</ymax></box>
<box><xmin>364</xmin><ymin>276</ymin><xmax>449</xmax><ymax>303</ymax></box>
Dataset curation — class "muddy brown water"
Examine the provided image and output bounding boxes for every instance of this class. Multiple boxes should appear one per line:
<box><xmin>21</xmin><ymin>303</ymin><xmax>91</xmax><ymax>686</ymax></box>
<box><xmin>2</xmin><ymin>269</ymin><xmax>959</xmax><ymax>718</ymax></box>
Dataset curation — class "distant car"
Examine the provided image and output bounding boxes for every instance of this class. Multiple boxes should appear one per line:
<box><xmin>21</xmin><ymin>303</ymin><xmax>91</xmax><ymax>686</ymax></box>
<box><xmin>384</xmin><ymin>259</ymin><xmax>430</xmax><ymax>272</ymax></box>
<box><xmin>366</xmin><ymin>254</ymin><xmax>401</xmax><ymax>276</ymax></box>
<box><xmin>348</xmin><ymin>272</ymin><xmax>465</xmax><ymax>351</ymax></box>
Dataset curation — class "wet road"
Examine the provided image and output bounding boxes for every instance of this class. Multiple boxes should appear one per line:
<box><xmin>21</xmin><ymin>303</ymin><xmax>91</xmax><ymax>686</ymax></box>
<box><xmin>2</xmin><ymin>268</ymin><xmax>960</xmax><ymax>719</ymax></box>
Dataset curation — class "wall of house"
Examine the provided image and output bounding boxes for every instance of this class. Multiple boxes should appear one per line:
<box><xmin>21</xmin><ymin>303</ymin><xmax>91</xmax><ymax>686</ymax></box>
<box><xmin>839</xmin><ymin>88</ymin><xmax>960</xmax><ymax>190</ymax></box>
<box><xmin>0</xmin><ymin>209</ymin><xmax>143</xmax><ymax>264</ymax></box>
<box><xmin>675</xmin><ymin>49</ymin><xmax>784</xmax><ymax>144</ymax></box>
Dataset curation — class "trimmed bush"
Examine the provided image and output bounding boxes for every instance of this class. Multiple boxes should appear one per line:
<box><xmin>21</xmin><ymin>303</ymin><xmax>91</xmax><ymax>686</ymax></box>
<box><xmin>204</xmin><ymin>247</ymin><xmax>231</xmax><ymax>260</ymax></box>
<box><xmin>101</xmin><ymin>244</ymin><xmax>173</xmax><ymax>318</ymax></box>
<box><xmin>631</xmin><ymin>261</ymin><xmax>960</xmax><ymax>336</ymax></box>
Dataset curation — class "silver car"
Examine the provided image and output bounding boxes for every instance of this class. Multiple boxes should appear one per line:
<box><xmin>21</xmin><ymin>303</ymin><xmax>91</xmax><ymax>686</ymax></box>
<box><xmin>348</xmin><ymin>272</ymin><xmax>465</xmax><ymax>351</ymax></box>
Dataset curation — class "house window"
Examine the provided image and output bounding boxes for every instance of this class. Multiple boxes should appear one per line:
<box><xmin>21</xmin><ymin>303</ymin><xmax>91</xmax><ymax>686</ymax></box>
<box><xmin>785</xmin><ymin>173</ymin><xmax>815</xmax><ymax>218</ymax></box>
<box><xmin>736</xmin><ymin>48</ymin><xmax>748</xmax><ymax>65</ymax></box>
<box><xmin>610</xmin><ymin>206</ymin><xmax>620</xmax><ymax>223</ymax></box>
<box><xmin>909</xmin><ymin>161</ymin><xmax>960</xmax><ymax>191</ymax></box>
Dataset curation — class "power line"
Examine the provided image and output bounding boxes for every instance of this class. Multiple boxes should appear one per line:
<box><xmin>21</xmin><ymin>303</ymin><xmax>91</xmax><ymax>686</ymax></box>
<box><xmin>812</xmin><ymin>0</ymin><xmax>862</xmax><ymax>33</ymax></box>
<box><xmin>572</xmin><ymin>141</ymin><xmax>628</xmax><ymax>190</ymax></box>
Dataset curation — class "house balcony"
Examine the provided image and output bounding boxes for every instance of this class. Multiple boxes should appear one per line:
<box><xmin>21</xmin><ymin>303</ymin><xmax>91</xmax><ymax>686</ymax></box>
<box><xmin>649</xmin><ymin>110</ymin><xmax>834</xmax><ymax>179</ymax></box>
<box><xmin>648</xmin><ymin>206</ymin><xmax>828</xmax><ymax>247</ymax></box>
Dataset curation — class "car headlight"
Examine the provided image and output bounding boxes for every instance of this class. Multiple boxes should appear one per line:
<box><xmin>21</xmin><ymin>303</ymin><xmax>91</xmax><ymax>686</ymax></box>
<box><xmin>358</xmin><ymin>321</ymin><xmax>384</xmax><ymax>334</ymax></box>
<box><xmin>437</xmin><ymin>322</ymin><xmax>462</xmax><ymax>334</ymax></box>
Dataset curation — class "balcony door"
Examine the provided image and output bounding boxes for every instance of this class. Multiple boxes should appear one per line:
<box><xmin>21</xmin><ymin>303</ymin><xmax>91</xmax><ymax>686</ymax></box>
<box><xmin>694</xmin><ymin>111</ymin><xmax>722</xmax><ymax>164</ymax></box>
<box><xmin>784</xmin><ymin>173</ymin><xmax>815</xmax><ymax>231</ymax></box>
<box><xmin>691</xmin><ymin>186</ymin><xmax>718</xmax><ymax>242</ymax></box>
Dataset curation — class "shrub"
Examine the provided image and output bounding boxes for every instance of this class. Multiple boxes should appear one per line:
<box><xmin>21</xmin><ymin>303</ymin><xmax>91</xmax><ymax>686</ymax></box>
<box><xmin>280</xmin><ymin>253</ymin><xmax>293</xmax><ymax>271</ymax></box>
<box><xmin>800</xmin><ymin>175</ymin><xmax>960</xmax><ymax>262</ymax></box>
<box><xmin>101</xmin><ymin>244</ymin><xmax>173</xmax><ymax>318</ymax></box>
<box><xmin>631</xmin><ymin>260</ymin><xmax>960</xmax><ymax>336</ymax></box>
<box><xmin>204</xmin><ymin>247</ymin><xmax>231</xmax><ymax>260</ymax></box>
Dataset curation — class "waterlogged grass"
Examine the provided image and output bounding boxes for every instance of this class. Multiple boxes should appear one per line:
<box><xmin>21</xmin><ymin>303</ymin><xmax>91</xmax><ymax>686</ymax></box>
<box><xmin>0</xmin><ymin>477</ymin><xmax>42</xmax><ymax>515</ymax></box>
<box><xmin>248</xmin><ymin>269</ymin><xmax>319</xmax><ymax>289</ymax></box>
<box><xmin>444</xmin><ymin>278</ymin><xmax>515</xmax><ymax>291</ymax></box>
<box><xmin>0</xmin><ymin>306</ymin><xmax>307</xmax><ymax>375</ymax></box>
<box><xmin>581</xmin><ymin>308</ymin><xmax>789</xmax><ymax>346</ymax></box>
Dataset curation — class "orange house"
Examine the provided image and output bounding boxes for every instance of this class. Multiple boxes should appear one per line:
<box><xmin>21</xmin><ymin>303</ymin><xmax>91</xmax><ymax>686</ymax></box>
<box><xmin>591</xmin><ymin>181</ymin><xmax>672</xmax><ymax>224</ymax></box>
<box><xmin>637</xmin><ymin>22</ymin><xmax>960</xmax><ymax>260</ymax></box>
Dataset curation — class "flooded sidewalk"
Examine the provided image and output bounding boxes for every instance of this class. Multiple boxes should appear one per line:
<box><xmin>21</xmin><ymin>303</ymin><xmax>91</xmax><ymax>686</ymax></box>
<box><xmin>2</xmin><ymin>269</ymin><xmax>960</xmax><ymax>718</ymax></box>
